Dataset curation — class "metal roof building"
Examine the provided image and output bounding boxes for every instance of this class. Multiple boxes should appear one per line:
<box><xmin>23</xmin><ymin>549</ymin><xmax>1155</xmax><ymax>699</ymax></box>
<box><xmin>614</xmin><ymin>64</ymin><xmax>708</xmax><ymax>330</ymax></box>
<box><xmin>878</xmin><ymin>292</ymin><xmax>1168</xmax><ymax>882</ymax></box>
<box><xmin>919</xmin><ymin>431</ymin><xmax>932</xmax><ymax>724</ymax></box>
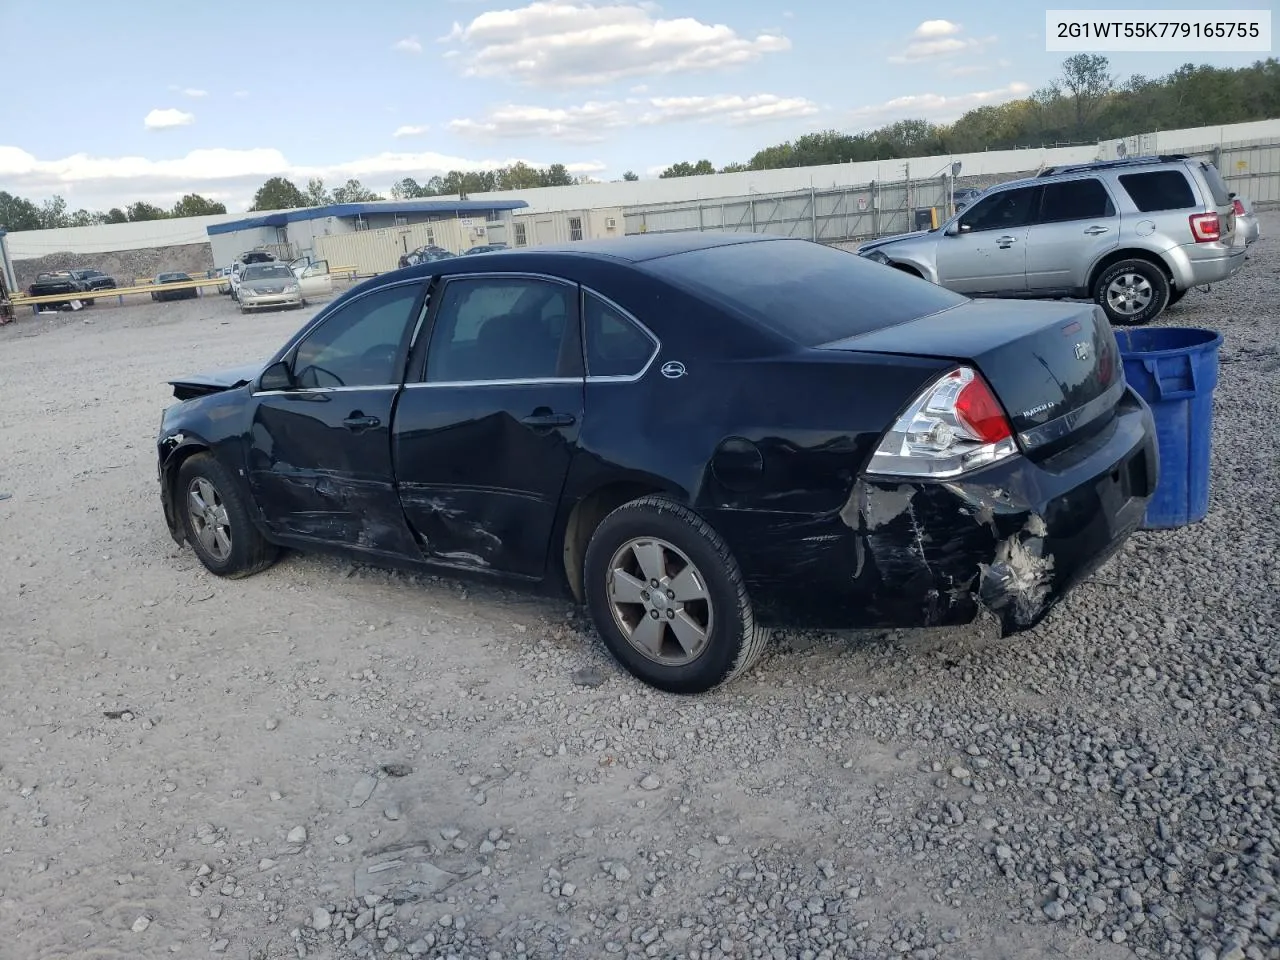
<box><xmin>205</xmin><ymin>198</ymin><xmax>529</xmax><ymax>265</ymax></box>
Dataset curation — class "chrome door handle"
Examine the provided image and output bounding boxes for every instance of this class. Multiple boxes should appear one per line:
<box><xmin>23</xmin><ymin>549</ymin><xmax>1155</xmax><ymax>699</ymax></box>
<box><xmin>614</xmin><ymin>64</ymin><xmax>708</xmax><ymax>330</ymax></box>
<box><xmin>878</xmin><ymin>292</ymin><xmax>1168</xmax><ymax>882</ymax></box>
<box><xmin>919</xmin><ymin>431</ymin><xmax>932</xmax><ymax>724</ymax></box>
<box><xmin>996</xmin><ymin>236</ymin><xmax>1017</xmax><ymax>248</ymax></box>
<box><xmin>1084</xmin><ymin>225</ymin><xmax>1110</xmax><ymax>235</ymax></box>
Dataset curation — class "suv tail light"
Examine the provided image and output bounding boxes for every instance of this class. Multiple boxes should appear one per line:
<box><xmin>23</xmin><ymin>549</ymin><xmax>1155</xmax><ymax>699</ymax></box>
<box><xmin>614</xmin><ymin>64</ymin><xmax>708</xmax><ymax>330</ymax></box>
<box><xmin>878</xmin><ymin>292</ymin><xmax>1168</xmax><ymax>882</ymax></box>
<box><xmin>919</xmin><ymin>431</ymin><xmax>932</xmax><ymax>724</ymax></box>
<box><xmin>867</xmin><ymin>366</ymin><xmax>1018</xmax><ymax>478</ymax></box>
<box><xmin>1232</xmin><ymin>198</ymin><xmax>1245</xmax><ymax>216</ymax></box>
<box><xmin>1189</xmin><ymin>212</ymin><xmax>1221</xmax><ymax>243</ymax></box>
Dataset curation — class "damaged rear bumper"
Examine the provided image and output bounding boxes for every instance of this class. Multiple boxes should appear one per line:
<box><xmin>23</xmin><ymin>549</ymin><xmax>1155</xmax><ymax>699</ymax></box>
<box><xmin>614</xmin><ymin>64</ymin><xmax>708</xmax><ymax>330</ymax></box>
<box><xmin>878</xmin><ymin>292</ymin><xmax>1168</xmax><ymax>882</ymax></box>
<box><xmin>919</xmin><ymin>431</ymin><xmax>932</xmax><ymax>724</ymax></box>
<box><xmin>727</xmin><ymin>387</ymin><xmax>1158</xmax><ymax>633</ymax></box>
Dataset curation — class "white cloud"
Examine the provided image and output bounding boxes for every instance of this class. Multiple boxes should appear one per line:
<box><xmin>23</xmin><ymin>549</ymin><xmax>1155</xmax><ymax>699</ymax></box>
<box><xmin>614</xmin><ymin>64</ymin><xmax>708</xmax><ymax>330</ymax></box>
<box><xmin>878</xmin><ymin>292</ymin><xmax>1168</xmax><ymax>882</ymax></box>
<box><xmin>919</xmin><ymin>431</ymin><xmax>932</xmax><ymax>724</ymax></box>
<box><xmin>392</xmin><ymin>124</ymin><xmax>432</xmax><ymax>138</ymax></box>
<box><xmin>913</xmin><ymin>19</ymin><xmax>962</xmax><ymax>38</ymax></box>
<box><xmin>144</xmin><ymin>108</ymin><xmax>195</xmax><ymax>130</ymax></box>
<box><xmin>890</xmin><ymin>21</ymin><xmax>995</xmax><ymax>62</ymax></box>
<box><xmin>782</xmin><ymin>10</ymin><xmax>794</xmax><ymax>18</ymax></box>
<box><xmin>183</xmin><ymin>88</ymin><xmax>208</xmax><ymax>98</ymax></box>
<box><xmin>449</xmin><ymin>101</ymin><xmax>629</xmax><ymax>142</ymax></box>
<box><xmin>848</xmin><ymin>82</ymin><xmax>1031</xmax><ymax>127</ymax></box>
<box><xmin>641</xmin><ymin>94</ymin><xmax>818</xmax><ymax>126</ymax></box>
<box><xmin>442</xmin><ymin>0</ymin><xmax>791</xmax><ymax>86</ymax></box>
<box><xmin>450</xmin><ymin>92</ymin><xmax>819</xmax><ymax>142</ymax></box>
<box><xmin>392</xmin><ymin>34</ymin><xmax>423</xmax><ymax>54</ymax></box>
<box><xmin>941</xmin><ymin>63</ymin><xmax>991</xmax><ymax>77</ymax></box>
<box><xmin>0</xmin><ymin>144</ymin><xmax>606</xmax><ymax>212</ymax></box>
<box><xmin>233</xmin><ymin>90</ymin><xmax>250</xmax><ymax>98</ymax></box>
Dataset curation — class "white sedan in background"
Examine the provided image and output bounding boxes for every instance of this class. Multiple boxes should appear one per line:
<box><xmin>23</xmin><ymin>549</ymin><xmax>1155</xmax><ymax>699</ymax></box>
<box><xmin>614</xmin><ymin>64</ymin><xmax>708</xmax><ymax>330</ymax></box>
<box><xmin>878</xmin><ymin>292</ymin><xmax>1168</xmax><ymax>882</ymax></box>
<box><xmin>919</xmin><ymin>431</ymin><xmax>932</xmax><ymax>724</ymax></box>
<box><xmin>236</xmin><ymin>260</ymin><xmax>333</xmax><ymax>313</ymax></box>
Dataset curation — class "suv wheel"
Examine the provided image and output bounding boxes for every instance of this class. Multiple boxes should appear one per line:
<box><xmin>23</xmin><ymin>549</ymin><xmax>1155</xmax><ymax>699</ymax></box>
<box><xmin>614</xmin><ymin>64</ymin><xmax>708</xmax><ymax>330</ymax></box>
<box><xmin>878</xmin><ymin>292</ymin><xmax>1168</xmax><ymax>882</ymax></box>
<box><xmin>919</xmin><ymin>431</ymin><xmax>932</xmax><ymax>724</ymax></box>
<box><xmin>1093</xmin><ymin>259</ymin><xmax>1169</xmax><ymax>326</ymax></box>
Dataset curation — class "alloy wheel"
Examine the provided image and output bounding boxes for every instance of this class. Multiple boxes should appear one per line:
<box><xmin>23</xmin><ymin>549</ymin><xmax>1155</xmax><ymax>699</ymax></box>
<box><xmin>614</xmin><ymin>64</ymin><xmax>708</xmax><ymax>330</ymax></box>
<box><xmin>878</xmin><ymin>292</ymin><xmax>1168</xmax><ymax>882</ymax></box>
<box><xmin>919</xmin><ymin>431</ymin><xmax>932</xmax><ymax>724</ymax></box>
<box><xmin>187</xmin><ymin>477</ymin><xmax>232</xmax><ymax>562</ymax></box>
<box><xmin>606</xmin><ymin>537</ymin><xmax>714</xmax><ymax>665</ymax></box>
<box><xmin>1106</xmin><ymin>273</ymin><xmax>1154</xmax><ymax>316</ymax></box>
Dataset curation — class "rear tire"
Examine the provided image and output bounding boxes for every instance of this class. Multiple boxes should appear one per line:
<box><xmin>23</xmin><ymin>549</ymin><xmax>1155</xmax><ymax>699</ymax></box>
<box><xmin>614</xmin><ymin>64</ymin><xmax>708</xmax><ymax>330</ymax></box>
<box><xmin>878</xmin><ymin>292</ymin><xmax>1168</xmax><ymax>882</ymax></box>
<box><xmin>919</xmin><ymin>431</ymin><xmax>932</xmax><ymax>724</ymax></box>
<box><xmin>1093</xmin><ymin>259</ymin><xmax>1169</xmax><ymax>326</ymax></box>
<box><xmin>177</xmin><ymin>453</ymin><xmax>278</xmax><ymax>578</ymax></box>
<box><xmin>1167</xmin><ymin>287</ymin><xmax>1187</xmax><ymax>307</ymax></box>
<box><xmin>582</xmin><ymin>495</ymin><xmax>769</xmax><ymax>694</ymax></box>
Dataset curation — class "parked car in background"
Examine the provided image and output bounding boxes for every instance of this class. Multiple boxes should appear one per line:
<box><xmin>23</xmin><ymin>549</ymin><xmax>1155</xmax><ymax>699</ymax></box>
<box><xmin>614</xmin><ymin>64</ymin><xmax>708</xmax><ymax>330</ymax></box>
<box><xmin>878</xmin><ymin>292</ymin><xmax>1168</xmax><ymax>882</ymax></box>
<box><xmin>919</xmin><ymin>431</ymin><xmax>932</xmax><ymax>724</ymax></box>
<box><xmin>951</xmin><ymin>187</ymin><xmax>984</xmax><ymax>212</ymax></box>
<box><xmin>151</xmin><ymin>272</ymin><xmax>199</xmax><ymax>302</ymax></box>
<box><xmin>70</xmin><ymin>268</ymin><xmax>118</xmax><ymax>299</ymax></box>
<box><xmin>236</xmin><ymin>262</ymin><xmax>303</xmax><ymax>312</ymax></box>
<box><xmin>240</xmin><ymin>250</ymin><xmax>276</xmax><ymax>265</ymax></box>
<box><xmin>461</xmin><ymin>243</ymin><xmax>509</xmax><ymax>255</ymax></box>
<box><xmin>154</xmin><ymin>233</ymin><xmax>1156</xmax><ymax>694</ymax></box>
<box><xmin>28</xmin><ymin>271</ymin><xmax>88</xmax><ymax>308</ymax></box>
<box><xmin>398</xmin><ymin>244</ymin><xmax>456</xmax><ymax>268</ymax></box>
<box><xmin>858</xmin><ymin>155</ymin><xmax>1246</xmax><ymax>325</ymax></box>
<box><xmin>1234</xmin><ymin>195</ymin><xmax>1262</xmax><ymax>246</ymax></box>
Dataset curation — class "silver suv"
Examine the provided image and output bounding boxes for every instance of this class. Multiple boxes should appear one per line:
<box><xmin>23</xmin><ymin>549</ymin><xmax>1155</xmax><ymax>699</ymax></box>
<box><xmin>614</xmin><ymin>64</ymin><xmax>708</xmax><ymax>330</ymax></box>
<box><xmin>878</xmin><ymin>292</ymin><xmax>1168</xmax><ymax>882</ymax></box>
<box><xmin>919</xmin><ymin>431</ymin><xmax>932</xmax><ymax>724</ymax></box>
<box><xmin>857</xmin><ymin>155</ymin><xmax>1247</xmax><ymax>325</ymax></box>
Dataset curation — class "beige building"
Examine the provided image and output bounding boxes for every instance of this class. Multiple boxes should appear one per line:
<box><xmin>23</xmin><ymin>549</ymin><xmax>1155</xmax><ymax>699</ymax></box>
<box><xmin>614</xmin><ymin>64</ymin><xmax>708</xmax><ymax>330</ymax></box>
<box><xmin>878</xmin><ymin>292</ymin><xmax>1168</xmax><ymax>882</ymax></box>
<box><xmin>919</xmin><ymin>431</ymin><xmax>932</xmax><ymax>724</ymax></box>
<box><xmin>508</xmin><ymin>208</ymin><xmax>625</xmax><ymax>249</ymax></box>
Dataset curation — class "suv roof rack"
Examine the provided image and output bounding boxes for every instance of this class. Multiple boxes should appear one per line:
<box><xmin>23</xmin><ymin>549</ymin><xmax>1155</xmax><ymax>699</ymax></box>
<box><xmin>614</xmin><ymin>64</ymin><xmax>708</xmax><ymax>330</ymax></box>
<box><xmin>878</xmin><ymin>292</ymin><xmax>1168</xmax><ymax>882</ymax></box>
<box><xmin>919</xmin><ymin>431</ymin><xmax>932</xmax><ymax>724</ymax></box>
<box><xmin>1037</xmin><ymin>154</ymin><xmax>1190</xmax><ymax>178</ymax></box>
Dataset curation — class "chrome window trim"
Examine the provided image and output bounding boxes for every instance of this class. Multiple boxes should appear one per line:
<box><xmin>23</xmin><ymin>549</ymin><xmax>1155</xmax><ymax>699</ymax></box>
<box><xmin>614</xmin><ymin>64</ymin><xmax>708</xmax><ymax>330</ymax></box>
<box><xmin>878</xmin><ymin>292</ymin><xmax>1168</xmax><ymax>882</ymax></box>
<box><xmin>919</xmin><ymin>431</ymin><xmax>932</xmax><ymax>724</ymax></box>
<box><xmin>404</xmin><ymin>377</ymin><xmax>580</xmax><ymax>390</ymax></box>
<box><xmin>251</xmin><ymin>278</ymin><xmax>428</xmax><ymax>396</ymax></box>
<box><xmin>253</xmin><ymin>384</ymin><xmax>401</xmax><ymax>397</ymax></box>
<box><xmin>580</xmin><ymin>286</ymin><xmax>661</xmax><ymax>384</ymax></box>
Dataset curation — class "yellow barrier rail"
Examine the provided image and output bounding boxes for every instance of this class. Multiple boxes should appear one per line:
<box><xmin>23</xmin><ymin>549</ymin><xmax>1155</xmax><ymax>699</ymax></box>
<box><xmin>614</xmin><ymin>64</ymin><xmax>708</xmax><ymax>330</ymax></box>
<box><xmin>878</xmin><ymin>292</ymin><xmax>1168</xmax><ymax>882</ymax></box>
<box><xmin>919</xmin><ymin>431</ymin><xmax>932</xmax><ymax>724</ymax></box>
<box><xmin>15</xmin><ymin>267</ymin><xmax>360</xmax><ymax>311</ymax></box>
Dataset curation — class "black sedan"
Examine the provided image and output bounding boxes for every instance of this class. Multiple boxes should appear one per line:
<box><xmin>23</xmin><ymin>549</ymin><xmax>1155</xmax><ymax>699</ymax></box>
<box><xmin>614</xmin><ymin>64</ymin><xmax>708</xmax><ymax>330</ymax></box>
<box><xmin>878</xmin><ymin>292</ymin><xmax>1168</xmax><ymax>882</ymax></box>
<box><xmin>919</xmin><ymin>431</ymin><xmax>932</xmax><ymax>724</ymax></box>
<box><xmin>151</xmin><ymin>272</ymin><xmax>199</xmax><ymax>302</ymax></box>
<box><xmin>397</xmin><ymin>245</ymin><xmax>456</xmax><ymax>269</ymax></box>
<box><xmin>156</xmin><ymin>234</ymin><xmax>1157</xmax><ymax>693</ymax></box>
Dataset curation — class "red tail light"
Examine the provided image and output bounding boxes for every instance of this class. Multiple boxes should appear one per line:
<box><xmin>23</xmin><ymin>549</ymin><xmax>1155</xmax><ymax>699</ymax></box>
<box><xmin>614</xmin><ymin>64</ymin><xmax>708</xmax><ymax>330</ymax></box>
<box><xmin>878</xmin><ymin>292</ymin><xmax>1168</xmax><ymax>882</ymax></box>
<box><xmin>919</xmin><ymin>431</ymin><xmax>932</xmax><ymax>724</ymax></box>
<box><xmin>955</xmin><ymin>375</ymin><xmax>1013</xmax><ymax>443</ymax></box>
<box><xmin>1189</xmin><ymin>212</ymin><xmax>1221</xmax><ymax>243</ymax></box>
<box><xmin>1232</xmin><ymin>198</ymin><xmax>1245</xmax><ymax>216</ymax></box>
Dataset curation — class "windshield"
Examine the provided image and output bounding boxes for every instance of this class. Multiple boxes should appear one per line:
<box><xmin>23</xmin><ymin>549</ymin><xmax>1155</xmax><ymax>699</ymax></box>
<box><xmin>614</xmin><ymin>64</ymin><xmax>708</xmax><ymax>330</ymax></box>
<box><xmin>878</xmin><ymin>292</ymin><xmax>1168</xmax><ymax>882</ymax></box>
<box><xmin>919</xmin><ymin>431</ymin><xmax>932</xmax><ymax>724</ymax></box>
<box><xmin>243</xmin><ymin>264</ymin><xmax>294</xmax><ymax>281</ymax></box>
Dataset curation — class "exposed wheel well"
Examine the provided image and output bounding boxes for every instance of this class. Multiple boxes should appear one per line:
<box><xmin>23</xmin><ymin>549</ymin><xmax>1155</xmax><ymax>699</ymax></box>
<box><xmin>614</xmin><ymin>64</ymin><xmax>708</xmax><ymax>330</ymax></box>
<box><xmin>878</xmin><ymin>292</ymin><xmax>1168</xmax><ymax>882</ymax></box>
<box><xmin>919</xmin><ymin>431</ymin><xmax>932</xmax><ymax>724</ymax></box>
<box><xmin>892</xmin><ymin>262</ymin><xmax>923</xmax><ymax>278</ymax></box>
<box><xmin>160</xmin><ymin>444</ymin><xmax>211</xmax><ymax>541</ymax></box>
<box><xmin>561</xmin><ymin>481</ymin><xmax>670</xmax><ymax>603</ymax></box>
<box><xmin>1088</xmin><ymin>249</ymin><xmax>1174</xmax><ymax>293</ymax></box>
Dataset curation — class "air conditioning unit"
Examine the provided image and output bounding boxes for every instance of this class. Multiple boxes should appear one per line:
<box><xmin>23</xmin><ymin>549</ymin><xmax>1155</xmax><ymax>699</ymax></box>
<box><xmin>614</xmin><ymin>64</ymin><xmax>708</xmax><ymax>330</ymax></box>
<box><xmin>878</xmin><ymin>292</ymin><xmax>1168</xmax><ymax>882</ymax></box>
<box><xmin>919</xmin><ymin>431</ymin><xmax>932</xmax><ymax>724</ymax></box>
<box><xmin>605</xmin><ymin>217</ymin><xmax>617</xmax><ymax>229</ymax></box>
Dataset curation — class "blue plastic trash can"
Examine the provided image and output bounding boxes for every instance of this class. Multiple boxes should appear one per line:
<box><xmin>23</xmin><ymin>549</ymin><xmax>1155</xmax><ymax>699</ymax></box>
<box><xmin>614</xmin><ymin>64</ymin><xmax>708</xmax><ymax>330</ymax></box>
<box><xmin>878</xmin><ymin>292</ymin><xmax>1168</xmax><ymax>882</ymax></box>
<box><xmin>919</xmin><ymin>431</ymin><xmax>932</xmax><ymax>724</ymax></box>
<box><xmin>1114</xmin><ymin>326</ymin><xmax>1223</xmax><ymax>529</ymax></box>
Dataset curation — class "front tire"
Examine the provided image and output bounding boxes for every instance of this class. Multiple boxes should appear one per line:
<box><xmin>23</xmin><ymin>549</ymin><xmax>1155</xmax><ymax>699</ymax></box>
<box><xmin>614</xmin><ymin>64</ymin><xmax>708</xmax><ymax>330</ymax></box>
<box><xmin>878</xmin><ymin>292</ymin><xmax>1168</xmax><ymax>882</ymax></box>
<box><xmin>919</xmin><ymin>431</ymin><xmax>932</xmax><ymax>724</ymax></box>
<box><xmin>177</xmin><ymin>453</ymin><xmax>278</xmax><ymax>578</ymax></box>
<box><xmin>582</xmin><ymin>495</ymin><xmax>769</xmax><ymax>694</ymax></box>
<box><xmin>1093</xmin><ymin>259</ymin><xmax>1169</xmax><ymax>326</ymax></box>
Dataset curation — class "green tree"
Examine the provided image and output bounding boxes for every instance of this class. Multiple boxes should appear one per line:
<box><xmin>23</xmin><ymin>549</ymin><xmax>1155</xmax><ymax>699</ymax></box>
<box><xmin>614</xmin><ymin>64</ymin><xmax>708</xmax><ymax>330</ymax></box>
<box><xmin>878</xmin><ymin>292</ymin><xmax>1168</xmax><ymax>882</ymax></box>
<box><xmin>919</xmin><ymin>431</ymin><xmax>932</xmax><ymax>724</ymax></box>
<box><xmin>171</xmin><ymin>193</ymin><xmax>228</xmax><ymax>218</ymax></box>
<box><xmin>0</xmin><ymin>191</ymin><xmax>42</xmax><ymax>231</ymax></box>
<box><xmin>331</xmin><ymin>178</ymin><xmax>382</xmax><ymax>203</ymax></box>
<box><xmin>543</xmin><ymin>163</ymin><xmax>575</xmax><ymax>187</ymax></box>
<box><xmin>389</xmin><ymin>177</ymin><xmax>425</xmax><ymax>199</ymax></box>
<box><xmin>305</xmin><ymin>177</ymin><xmax>331</xmax><ymax>206</ymax></box>
<box><xmin>1060</xmin><ymin>53</ymin><xmax>1115</xmax><ymax>135</ymax></box>
<box><xmin>103</xmin><ymin>207</ymin><xmax>129</xmax><ymax>224</ymax></box>
<box><xmin>38</xmin><ymin>196</ymin><xmax>69</xmax><ymax>229</ymax></box>
<box><xmin>249</xmin><ymin>177</ymin><xmax>308</xmax><ymax>211</ymax></box>
<box><xmin>127</xmin><ymin>201</ymin><xmax>169</xmax><ymax>221</ymax></box>
<box><xmin>621</xmin><ymin>170</ymin><xmax>639</xmax><ymax>181</ymax></box>
<box><xmin>69</xmin><ymin>209</ymin><xmax>106</xmax><ymax>227</ymax></box>
<box><xmin>659</xmin><ymin>159</ymin><xmax>715</xmax><ymax>178</ymax></box>
<box><xmin>497</xmin><ymin>162</ymin><xmax>545</xmax><ymax>190</ymax></box>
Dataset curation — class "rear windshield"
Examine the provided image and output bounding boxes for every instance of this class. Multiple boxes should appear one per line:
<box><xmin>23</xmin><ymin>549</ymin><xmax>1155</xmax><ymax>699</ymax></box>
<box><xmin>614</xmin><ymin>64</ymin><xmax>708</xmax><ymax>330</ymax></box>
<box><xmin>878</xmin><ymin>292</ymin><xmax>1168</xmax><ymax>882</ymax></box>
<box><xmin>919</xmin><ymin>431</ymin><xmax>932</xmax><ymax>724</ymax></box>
<box><xmin>1118</xmin><ymin>170</ymin><xmax>1196</xmax><ymax>212</ymax></box>
<box><xmin>1198</xmin><ymin>161</ymin><xmax>1232</xmax><ymax>206</ymax></box>
<box><xmin>642</xmin><ymin>239</ymin><xmax>968</xmax><ymax>346</ymax></box>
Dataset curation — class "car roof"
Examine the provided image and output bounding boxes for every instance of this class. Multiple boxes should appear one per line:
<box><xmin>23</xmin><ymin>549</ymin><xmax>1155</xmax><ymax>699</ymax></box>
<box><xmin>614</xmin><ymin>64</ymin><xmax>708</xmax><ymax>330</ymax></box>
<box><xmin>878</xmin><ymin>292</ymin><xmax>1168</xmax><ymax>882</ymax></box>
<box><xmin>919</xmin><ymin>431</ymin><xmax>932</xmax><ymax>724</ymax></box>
<box><xmin>507</xmin><ymin>232</ymin><xmax>780</xmax><ymax>263</ymax></box>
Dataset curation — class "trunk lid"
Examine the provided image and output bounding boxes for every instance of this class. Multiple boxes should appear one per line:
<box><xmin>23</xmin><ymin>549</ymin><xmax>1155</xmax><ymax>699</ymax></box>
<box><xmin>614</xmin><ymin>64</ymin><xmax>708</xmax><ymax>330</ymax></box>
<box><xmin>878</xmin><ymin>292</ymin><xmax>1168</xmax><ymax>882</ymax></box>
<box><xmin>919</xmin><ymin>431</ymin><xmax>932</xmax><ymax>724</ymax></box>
<box><xmin>169</xmin><ymin>362</ymin><xmax>263</xmax><ymax>401</ymax></box>
<box><xmin>821</xmin><ymin>299</ymin><xmax>1124</xmax><ymax>454</ymax></box>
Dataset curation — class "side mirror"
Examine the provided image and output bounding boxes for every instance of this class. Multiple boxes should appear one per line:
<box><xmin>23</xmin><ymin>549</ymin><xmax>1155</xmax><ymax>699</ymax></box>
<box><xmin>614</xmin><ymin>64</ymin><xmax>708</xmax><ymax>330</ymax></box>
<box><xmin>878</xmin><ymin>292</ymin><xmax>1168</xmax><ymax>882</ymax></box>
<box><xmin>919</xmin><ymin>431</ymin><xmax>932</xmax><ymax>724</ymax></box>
<box><xmin>258</xmin><ymin>359</ymin><xmax>295</xmax><ymax>392</ymax></box>
<box><xmin>945</xmin><ymin>222</ymin><xmax>962</xmax><ymax>237</ymax></box>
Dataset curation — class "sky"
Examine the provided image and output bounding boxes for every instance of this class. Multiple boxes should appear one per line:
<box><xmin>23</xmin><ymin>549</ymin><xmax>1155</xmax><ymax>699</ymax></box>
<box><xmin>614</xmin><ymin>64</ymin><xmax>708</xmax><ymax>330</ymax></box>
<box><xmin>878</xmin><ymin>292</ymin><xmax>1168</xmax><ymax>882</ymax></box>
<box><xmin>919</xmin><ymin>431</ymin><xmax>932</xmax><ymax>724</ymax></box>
<box><xmin>0</xmin><ymin>0</ymin><xmax>1273</xmax><ymax>214</ymax></box>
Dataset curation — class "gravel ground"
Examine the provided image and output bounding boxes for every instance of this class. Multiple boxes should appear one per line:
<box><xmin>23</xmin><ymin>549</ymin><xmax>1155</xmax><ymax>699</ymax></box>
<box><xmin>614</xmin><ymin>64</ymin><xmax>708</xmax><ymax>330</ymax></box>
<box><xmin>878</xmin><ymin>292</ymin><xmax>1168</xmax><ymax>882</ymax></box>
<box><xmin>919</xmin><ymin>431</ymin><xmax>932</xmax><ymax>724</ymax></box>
<box><xmin>0</xmin><ymin>218</ymin><xmax>1277</xmax><ymax>960</ymax></box>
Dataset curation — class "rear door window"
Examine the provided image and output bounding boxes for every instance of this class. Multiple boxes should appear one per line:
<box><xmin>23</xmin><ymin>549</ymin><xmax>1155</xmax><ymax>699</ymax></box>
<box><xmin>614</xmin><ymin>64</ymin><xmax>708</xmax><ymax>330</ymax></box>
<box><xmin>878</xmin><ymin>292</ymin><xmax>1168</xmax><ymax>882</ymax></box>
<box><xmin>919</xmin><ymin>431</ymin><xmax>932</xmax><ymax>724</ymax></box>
<box><xmin>1118</xmin><ymin>170</ymin><xmax>1197</xmax><ymax>211</ymax></box>
<box><xmin>1038</xmin><ymin>178</ymin><xmax>1115</xmax><ymax>222</ymax></box>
